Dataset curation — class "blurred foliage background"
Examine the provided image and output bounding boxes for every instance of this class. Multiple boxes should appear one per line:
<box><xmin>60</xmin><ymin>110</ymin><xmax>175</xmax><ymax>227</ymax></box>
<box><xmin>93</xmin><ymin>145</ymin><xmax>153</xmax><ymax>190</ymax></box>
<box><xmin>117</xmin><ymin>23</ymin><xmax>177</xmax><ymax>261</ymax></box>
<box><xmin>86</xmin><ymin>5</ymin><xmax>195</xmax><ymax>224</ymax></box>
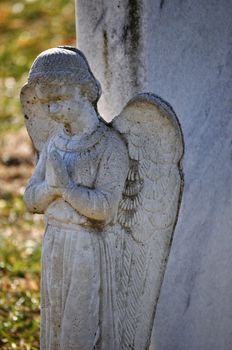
<box><xmin>0</xmin><ymin>0</ymin><xmax>75</xmax><ymax>348</ymax></box>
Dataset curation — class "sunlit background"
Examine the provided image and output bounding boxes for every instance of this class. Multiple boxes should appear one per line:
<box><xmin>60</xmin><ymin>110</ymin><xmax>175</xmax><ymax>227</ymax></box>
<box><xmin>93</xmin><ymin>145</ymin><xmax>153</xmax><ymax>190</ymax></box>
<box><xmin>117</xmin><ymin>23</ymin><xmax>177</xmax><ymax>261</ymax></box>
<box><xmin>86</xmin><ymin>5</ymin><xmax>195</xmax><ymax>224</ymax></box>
<box><xmin>0</xmin><ymin>1</ymin><xmax>75</xmax><ymax>348</ymax></box>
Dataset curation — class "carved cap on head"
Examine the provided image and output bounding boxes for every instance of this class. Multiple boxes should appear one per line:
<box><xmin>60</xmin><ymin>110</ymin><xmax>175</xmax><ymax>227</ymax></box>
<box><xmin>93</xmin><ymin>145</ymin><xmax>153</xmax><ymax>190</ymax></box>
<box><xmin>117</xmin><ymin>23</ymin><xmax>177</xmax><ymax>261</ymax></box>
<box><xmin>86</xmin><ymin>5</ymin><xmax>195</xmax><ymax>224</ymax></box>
<box><xmin>27</xmin><ymin>46</ymin><xmax>101</xmax><ymax>103</ymax></box>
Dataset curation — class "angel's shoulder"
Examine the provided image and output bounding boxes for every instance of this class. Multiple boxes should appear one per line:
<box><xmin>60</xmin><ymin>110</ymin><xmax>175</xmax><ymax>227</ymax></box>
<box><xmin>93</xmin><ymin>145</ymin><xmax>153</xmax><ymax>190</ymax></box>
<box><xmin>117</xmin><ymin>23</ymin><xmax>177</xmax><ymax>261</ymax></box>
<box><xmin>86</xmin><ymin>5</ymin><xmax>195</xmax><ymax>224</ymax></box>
<box><xmin>99</xmin><ymin>123</ymin><xmax>129</xmax><ymax>176</ymax></box>
<box><xmin>104</xmin><ymin>124</ymin><xmax>128</xmax><ymax>155</ymax></box>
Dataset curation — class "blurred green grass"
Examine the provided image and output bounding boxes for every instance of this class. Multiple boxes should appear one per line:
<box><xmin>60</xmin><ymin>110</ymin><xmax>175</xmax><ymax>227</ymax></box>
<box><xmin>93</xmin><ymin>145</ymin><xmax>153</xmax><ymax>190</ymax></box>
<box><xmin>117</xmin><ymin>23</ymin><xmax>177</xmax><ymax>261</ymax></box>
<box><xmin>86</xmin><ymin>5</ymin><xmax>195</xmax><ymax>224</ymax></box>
<box><xmin>0</xmin><ymin>0</ymin><xmax>75</xmax><ymax>134</ymax></box>
<box><xmin>0</xmin><ymin>0</ymin><xmax>75</xmax><ymax>348</ymax></box>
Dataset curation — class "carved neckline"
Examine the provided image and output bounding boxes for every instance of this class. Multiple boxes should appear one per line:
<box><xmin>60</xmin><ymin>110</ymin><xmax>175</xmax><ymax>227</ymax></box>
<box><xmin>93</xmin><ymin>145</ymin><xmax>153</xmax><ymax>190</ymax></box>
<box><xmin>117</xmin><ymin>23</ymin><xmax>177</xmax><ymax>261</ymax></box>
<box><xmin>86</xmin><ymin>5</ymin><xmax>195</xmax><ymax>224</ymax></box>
<box><xmin>53</xmin><ymin>120</ymin><xmax>108</xmax><ymax>152</ymax></box>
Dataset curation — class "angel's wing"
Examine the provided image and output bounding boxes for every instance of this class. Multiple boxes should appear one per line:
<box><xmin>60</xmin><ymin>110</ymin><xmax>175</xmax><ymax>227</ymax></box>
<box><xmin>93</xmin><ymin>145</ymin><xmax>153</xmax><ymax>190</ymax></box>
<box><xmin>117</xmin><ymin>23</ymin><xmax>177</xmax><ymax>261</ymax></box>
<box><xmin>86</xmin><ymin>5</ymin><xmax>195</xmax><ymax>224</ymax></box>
<box><xmin>20</xmin><ymin>83</ymin><xmax>61</xmax><ymax>153</ymax></box>
<box><xmin>112</xmin><ymin>93</ymin><xmax>184</xmax><ymax>349</ymax></box>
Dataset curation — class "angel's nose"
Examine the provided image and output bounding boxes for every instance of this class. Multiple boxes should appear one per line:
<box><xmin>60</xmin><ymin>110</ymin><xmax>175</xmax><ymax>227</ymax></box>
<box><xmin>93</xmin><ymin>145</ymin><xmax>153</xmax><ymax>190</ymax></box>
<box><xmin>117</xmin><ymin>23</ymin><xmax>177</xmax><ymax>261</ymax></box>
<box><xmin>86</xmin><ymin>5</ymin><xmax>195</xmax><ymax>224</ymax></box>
<box><xmin>49</xmin><ymin>102</ymin><xmax>62</xmax><ymax>114</ymax></box>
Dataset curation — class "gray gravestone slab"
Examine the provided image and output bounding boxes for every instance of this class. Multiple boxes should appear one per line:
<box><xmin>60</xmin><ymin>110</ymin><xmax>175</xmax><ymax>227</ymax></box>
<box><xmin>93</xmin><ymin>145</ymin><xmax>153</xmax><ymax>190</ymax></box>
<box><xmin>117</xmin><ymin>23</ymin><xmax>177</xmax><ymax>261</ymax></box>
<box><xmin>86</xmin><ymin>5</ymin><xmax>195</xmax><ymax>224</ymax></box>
<box><xmin>76</xmin><ymin>0</ymin><xmax>232</xmax><ymax>349</ymax></box>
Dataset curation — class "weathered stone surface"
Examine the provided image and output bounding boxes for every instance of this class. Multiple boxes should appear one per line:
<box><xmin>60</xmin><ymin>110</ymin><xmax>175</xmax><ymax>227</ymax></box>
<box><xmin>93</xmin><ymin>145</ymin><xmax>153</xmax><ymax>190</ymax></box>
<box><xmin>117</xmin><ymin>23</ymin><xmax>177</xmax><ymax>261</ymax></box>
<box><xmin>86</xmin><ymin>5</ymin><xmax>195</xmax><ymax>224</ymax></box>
<box><xmin>76</xmin><ymin>0</ymin><xmax>145</xmax><ymax>121</ymax></box>
<box><xmin>21</xmin><ymin>47</ymin><xmax>183</xmax><ymax>349</ymax></box>
<box><xmin>76</xmin><ymin>0</ymin><xmax>232</xmax><ymax>349</ymax></box>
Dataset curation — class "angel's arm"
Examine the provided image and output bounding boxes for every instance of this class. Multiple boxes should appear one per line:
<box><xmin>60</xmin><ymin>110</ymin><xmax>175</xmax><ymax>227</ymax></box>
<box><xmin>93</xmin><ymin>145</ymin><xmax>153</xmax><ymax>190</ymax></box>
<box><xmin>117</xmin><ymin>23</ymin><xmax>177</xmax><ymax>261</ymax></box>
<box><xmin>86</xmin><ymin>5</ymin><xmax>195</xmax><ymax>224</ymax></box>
<box><xmin>62</xmin><ymin>136</ymin><xmax>129</xmax><ymax>222</ymax></box>
<box><xmin>24</xmin><ymin>146</ymin><xmax>56</xmax><ymax>213</ymax></box>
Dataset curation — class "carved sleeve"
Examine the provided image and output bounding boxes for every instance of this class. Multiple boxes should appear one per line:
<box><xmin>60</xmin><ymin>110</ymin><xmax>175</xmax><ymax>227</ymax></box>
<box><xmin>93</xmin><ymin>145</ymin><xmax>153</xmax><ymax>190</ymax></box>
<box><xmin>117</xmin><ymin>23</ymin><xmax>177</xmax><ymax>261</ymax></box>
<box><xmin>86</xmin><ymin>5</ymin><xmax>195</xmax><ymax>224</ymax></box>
<box><xmin>62</xmin><ymin>136</ymin><xmax>129</xmax><ymax>222</ymax></box>
<box><xmin>24</xmin><ymin>146</ymin><xmax>55</xmax><ymax>213</ymax></box>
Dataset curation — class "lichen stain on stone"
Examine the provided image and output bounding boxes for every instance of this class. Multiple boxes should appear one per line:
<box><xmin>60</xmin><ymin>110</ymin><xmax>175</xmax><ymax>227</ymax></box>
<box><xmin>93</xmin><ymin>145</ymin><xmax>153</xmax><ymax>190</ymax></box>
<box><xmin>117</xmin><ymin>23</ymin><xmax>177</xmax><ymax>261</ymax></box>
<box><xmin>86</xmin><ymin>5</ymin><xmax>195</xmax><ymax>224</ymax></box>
<box><xmin>126</xmin><ymin>0</ymin><xmax>142</xmax><ymax>88</ymax></box>
<box><xmin>122</xmin><ymin>24</ymin><xmax>129</xmax><ymax>43</ymax></box>
<box><xmin>103</xmin><ymin>29</ymin><xmax>110</xmax><ymax>89</ymax></box>
<box><xmin>93</xmin><ymin>9</ymin><xmax>106</xmax><ymax>32</ymax></box>
<box><xmin>127</xmin><ymin>0</ymin><xmax>140</xmax><ymax>48</ymax></box>
<box><xmin>160</xmin><ymin>0</ymin><xmax>165</xmax><ymax>10</ymax></box>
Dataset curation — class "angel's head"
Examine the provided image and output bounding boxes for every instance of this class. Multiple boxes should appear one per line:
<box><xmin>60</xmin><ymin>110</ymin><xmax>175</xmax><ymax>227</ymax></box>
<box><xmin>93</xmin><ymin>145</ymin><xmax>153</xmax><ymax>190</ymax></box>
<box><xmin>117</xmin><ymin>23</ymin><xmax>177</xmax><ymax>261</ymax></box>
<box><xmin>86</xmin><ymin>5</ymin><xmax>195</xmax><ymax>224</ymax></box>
<box><xmin>28</xmin><ymin>46</ymin><xmax>101</xmax><ymax>104</ymax></box>
<box><xmin>21</xmin><ymin>47</ymin><xmax>101</xmax><ymax>132</ymax></box>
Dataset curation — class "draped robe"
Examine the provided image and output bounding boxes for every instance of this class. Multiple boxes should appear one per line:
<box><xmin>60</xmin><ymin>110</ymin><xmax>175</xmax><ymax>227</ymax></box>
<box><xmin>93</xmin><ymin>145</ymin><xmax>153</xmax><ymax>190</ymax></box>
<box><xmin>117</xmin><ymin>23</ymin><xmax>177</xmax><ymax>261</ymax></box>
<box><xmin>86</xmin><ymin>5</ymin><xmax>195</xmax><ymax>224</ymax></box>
<box><xmin>24</xmin><ymin>121</ymin><xmax>129</xmax><ymax>350</ymax></box>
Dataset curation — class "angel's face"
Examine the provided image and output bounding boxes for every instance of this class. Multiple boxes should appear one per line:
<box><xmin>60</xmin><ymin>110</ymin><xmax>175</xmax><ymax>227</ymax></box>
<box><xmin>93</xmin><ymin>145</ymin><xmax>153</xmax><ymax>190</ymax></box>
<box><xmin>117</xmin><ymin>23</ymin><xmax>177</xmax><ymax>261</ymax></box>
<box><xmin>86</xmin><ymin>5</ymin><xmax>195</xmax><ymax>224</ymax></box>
<box><xmin>34</xmin><ymin>81</ymin><xmax>91</xmax><ymax>125</ymax></box>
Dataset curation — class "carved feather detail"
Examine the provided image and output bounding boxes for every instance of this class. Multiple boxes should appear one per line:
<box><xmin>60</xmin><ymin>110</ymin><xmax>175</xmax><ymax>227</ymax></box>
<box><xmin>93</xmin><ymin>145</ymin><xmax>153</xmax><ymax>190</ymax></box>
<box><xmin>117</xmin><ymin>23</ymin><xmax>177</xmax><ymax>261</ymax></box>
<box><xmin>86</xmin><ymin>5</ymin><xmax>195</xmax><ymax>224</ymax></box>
<box><xmin>111</xmin><ymin>93</ymin><xmax>184</xmax><ymax>349</ymax></box>
<box><xmin>118</xmin><ymin>161</ymin><xmax>144</xmax><ymax>229</ymax></box>
<box><xmin>117</xmin><ymin>234</ymin><xmax>147</xmax><ymax>350</ymax></box>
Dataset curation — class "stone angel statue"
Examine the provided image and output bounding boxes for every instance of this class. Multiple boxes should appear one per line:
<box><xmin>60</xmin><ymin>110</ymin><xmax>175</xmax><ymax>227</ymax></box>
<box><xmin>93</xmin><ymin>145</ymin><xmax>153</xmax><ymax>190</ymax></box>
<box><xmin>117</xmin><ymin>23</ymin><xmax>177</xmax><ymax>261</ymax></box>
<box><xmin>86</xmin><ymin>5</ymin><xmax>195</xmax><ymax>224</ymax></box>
<box><xmin>20</xmin><ymin>46</ymin><xmax>184</xmax><ymax>350</ymax></box>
